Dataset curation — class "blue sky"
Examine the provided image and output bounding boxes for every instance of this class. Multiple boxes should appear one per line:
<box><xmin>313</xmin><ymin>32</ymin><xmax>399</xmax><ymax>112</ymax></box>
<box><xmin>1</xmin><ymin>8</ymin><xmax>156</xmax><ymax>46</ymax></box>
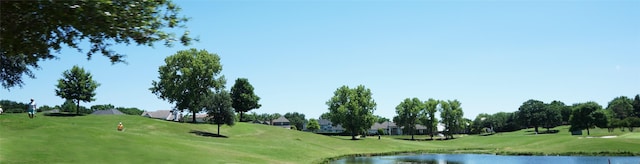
<box><xmin>2</xmin><ymin>0</ymin><xmax>639</xmax><ymax>120</ymax></box>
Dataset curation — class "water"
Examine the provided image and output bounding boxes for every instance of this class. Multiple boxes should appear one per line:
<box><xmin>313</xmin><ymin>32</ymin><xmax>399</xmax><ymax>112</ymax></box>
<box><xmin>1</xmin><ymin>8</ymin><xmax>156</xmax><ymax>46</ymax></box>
<box><xmin>331</xmin><ymin>154</ymin><xmax>640</xmax><ymax>164</ymax></box>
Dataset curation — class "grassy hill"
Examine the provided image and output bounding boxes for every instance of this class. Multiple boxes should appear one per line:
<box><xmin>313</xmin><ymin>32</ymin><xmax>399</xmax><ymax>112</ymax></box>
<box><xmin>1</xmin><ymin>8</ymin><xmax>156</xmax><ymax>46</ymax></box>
<box><xmin>1</xmin><ymin>113</ymin><xmax>639</xmax><ymax>163</ymax></box>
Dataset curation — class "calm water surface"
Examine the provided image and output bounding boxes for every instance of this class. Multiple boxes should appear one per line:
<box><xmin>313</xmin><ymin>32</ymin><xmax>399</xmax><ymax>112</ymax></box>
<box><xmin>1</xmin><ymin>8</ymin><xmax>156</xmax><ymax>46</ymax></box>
<box><xmin>331</xmin><ymin>154</ymin><xmax>640</xmax><ymax>164</ymax></box>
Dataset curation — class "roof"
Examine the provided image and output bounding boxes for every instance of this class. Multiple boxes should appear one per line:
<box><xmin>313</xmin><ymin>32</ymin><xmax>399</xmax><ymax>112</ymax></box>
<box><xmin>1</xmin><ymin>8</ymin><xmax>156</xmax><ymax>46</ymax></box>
<box><xmin>318</xmin><ymin>119</ymin><xmax>332</xmax><ymax>125</ymax></box>
<box><xmin>273</xmin><ymin>116</ymin><xmax>290</xmax><ymax>123</ymax></box>
<box><xmin>141</xmin><ymin>110</ymin><xmax>171</xmax><ymax>119</ymax></box>
<box><xmin>370</xmin><ymin>121</ymin><xmax>398</xmax><ymax>130</ymax></box>
<box><xmin>92</xmin><ymin>109</ymin><xmax>124</xmax><ymax>115</ymax></box>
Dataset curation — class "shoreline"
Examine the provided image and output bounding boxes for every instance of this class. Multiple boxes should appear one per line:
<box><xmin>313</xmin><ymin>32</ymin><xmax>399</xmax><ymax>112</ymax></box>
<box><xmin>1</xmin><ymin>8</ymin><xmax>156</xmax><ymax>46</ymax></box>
<box><xmin>317</xmin><ymin>148</ymin><xmax>639</xmax><ymax>163</ymax></box>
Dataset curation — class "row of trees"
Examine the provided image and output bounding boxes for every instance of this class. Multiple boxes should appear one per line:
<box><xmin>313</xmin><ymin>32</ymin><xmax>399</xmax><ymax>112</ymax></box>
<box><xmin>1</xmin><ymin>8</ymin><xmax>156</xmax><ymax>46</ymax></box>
<box><xmin>471</xmin><ymin>94</ymin><xmax>640</xmax><ymax>136</ymax></box>
<box><xmin>149</xmin><ymin>48</ymin><xmax>265</xmax><ymax>135</ymax></box>
<box><xmin>393</xmin><ymin>98</ymin><xmax>465</xmax><ymax>140</ymax></box>
<box><xmin>0</xmin><ymin>99</ymin><xmax>142</xmax><ymax>115</ymax></box>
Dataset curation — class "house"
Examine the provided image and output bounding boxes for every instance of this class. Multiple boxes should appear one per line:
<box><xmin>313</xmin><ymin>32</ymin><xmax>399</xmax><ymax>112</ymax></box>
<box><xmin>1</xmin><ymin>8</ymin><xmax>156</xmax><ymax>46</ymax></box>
<box><xmin>91</xmin><ymin>109</ymin><xmax>124</xmax><ymax>115</ymax></box>
<box><xmin>272</xmin><ymin>116</ymin><xmax>291</xmax><ymax>129</ymax></box>
<box><xmin>318</xmin><ymin>119</ymin><xmax>344</xmax><ymax>133</ymax></box>
<box><xmin>141</xmin><ymin>110</ymin><xmax>171</xmax><ymax>119</ymax></box>
<box><xmin>369</xmin><ymin>121</ymin><xmax>402</xmax><ymax>135</ymax></box>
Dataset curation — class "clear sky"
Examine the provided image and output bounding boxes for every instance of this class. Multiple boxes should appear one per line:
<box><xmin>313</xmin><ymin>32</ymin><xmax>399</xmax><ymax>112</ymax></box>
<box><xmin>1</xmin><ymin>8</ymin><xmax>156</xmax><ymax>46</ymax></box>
<box><xmin>2</xmin><ymin>0</ymin><xmax>639</xmax><ymax>120</ymax></box>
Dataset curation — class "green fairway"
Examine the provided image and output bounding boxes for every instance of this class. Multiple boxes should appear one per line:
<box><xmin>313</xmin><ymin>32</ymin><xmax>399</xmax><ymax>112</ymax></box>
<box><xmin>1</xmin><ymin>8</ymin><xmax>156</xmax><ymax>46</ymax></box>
<box><xmin>1</xmin><ymin>113</ymin><xmax>639</xmax><ymax>163</ymax></box>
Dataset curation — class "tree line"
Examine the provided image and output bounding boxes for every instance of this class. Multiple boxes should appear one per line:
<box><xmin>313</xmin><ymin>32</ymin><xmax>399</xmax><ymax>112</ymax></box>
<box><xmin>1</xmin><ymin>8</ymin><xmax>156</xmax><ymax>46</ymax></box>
<box><xmin>471</xmin><ymin>95</ymin><xmax>640</xmax><ymax>135</ymax></box>
<box><xmin>0</xmin><ymin>99</ymin><xmax>143</xmax><ymax>115</ymax></box>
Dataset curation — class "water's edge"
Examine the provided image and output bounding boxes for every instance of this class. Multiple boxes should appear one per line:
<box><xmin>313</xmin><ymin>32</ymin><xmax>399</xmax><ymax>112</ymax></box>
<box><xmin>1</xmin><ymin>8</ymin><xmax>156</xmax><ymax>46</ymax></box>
<box><xmin>316</xmin><ymin>148</ymin><xmax>639</xmax><ymax>164</ymax></box>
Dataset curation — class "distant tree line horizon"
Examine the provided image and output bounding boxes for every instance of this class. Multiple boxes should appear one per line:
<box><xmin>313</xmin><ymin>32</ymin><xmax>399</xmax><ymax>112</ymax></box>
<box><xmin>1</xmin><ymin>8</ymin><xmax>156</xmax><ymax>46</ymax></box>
<box><xmin>0</xmin><ymin>99</ymin><xmax>143</xmax><ymax>115</ymax></box>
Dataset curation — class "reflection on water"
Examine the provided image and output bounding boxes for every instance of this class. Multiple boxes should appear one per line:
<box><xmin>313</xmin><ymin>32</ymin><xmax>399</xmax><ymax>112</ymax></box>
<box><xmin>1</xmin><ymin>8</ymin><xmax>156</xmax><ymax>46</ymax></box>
<box><xmin>331</xmin><ymin>154</ymin><xmax>640</xmax><ymax>164</ymax></box>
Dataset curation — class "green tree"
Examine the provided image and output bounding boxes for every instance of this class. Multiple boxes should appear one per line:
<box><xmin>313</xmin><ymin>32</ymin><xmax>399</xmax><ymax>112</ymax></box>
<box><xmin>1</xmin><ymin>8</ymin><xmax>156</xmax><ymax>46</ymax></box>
<box><xmin>606</xmin><ymin>96</ymin><xmax>634</xmax><ymax>120</ymax></box>
<box><xmin>205</xmin><ymin>89</ymin><xmax>235</xmax><ymax>136</ymax></box>
<box><xmin>543</xmin><ymin>102</ymin><xmax>562</xmax><ymax>131</ymax></box>
<box><xmin>284</xmin><ymin>112</ymin><xmax>306</xmax><ymax>131</ymax></box>
<box><xmin>440</xmin><ymin>100</ymin><xmax>464</xmax><ymax>139</ymax></box>
<box><xmin>421</xmin><ymin>98</ymin><xmax>439</xmax><ymax>139</ymax></box>
<box><xmin>150</xmin><ymin>48</ymin><xmax>225</xmax><ymax>123</ymax></box>
<box><xmin>517</xmin><ymin>99</ymin><xmax>546</xmax><ymax>134</ymax></box>
<box><xmin>633</xmin><ymin>94</ymin><xmax>640</xmax><ymax>117</ymax></box>
<box><xmin>320</xmin><ymin>112</ymin><xmax>332</xmax><ymax>120</ymax></box>
<box><xmin>569</xmin><ymin>102</ymin><xmax>607</xmax><ymax>135</ymax></box>
<box><xmin>230</xmin><ymin>78</ymin><xmax>261</xmax><ymax>122</ymax></box>
<box><xmin>55</xmin><ymin>65</ymin><xmax>100</xmax><ymax>115</ymax></box>
<box><xmin>471</xmin><ymin>113</ymin><xmax>492</xmax><ymax>134</ymax></box>
<box><xmin>307</xmin><ymin>119</ymin><xmax>320</xmax><ymax>132</ymax></box>
<box><xmin>61</xmin><ymin>99</ymin><xmax>76</xmax><ymax>113</ymax></box>
<box><xmin>0</xmin><ymin>0</ymin><xmax>193</xmax><ymax>89</ymax></box>
<box><xmin>90</xmin><ymin>104</ymin><xmax>115</xmax><ymax>111</ymax></box>
<box><xmin>0</xmin><ymin>100</ymin><xmax>27</xmax><ymax>113</ymax></box>
<box><xmin>549</xmin><ymin>100</ymin><xmax>571</xmax><ymax>125</ymax></box>
<box><xmin>326</xmin><ymin>85</ymin><xmax>377</xmax><ymax>140</ymax></box>
<box><xmin>395</xmin><ymin>98</ymin><xmax>423</xmax><ymax>140</ymax></box>
<box><xmin>623</xmin><ymin>117</ymin><xmax>640</xmax><ymax>132</ymax></box>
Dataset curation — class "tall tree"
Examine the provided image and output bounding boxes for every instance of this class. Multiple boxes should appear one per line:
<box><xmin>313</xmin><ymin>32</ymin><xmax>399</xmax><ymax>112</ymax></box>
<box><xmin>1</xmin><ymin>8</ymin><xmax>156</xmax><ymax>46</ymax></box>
<box><xmin>471</xmin><ymin>113</ymin><xmax>493</xmax><ymax>134</ymax></box>
<box><xmin>440</xmin><ymin>100</ymin><xmax>463</xmax><ymax>139</ymax></box>
<box><xmin>230</xmin><ymin>78</ymin><xmax>261</xmax><ymax>122</ymax></box>
<box><xmin>449</xmin><ymin>100</ymin><xmax>464</xmax><ymax>138</ymax></box>
<box><xmin>421</xmin><ymin>98</ymin><xmax>439</xmax><ymax>139</ymax></box>
<box><xmin>543</xmin><ymin>102</ymin><xmax>562</xmax><ymax>131</ymax></box>
<box><xmin>205</xmin><ymin>90</ymin><xmax>235</xmax><ymax>136</ymax></box>
<box><xmin>395</xmin><ymin>98</ymin><xmax>423</xmax><ymax>140</ymax></box>
<box><xmin>547</xmin><ymin>101</ymin><xmax>572</xmax><ymax>125</ymax></box>
<box><xmin>150</xmin><ymin>48</ymin><xmax>225</xmax><ymax>123</ymax></box>
<box><xmin>517</xmin><ymin>99</ymin><xmax>546</xmax><ymax>134</ymax></box>
<box><xmin>1</xmin><ymin>1</ymin><xmax>193</xmax><ymax>89</ymax></box>
<box><xmin>633</xmin><ymin>94</ymin><xmax>640</xmax><ymax>118</ymax></box>
<box><xmin>55</xmin><ymin>65</ymin><xmax>100</xmax><ymax>115</ymax></box>
<box><xmin>307</xmin><ymin>119</ymin><xmax>320</xmax><ymax>132</ymax></box>
<box><xmin>569</xmin><ymin>102</ymin><xmax>608</xmax><ymax>135</ymax></box>
<box><xmin>606</xmin><ymin>96</ymin><xmax>634</xmax><ymax>120</ymax></box>
<box><xmin>326</xmin><ymin>85</ymin><xmax>377</xmax><ymax>140</ymax></box>
<box><xmin>285</xmin><ymin>112</ymin><xmax>306</xmax><ymax>131</ymax></box>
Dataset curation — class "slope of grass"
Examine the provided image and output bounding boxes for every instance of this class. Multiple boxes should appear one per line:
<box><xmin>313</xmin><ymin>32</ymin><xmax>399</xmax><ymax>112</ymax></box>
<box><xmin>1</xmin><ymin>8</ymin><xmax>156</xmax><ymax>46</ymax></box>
<box><xmin>1</xmin><ymin>113</ymin><xmax>639</xmax><ymax>163</ymax></box>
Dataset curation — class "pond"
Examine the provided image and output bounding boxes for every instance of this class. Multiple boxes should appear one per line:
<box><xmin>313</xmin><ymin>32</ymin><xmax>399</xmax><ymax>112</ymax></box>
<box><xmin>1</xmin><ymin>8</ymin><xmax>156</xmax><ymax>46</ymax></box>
<box><xmin>331</xmin><ymin>154</ymin><xmax>640</xmax><ymax>164</ymax></box>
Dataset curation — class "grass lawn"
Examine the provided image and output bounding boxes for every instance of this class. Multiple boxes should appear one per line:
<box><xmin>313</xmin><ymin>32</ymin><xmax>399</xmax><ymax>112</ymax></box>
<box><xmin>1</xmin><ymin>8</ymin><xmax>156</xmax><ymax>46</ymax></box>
<box><xmin>1</xmin><ymin>113</ymin><xmax>639</xmax><ymax>163</ymax></box>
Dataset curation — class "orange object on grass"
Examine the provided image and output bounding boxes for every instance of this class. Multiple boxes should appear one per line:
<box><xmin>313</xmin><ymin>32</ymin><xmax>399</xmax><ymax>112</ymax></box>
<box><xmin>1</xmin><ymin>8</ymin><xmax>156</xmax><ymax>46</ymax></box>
<box><xmin>117</xmin><ymin>122</ymin><xmax>124</xmax><ymax>131</ymax></box>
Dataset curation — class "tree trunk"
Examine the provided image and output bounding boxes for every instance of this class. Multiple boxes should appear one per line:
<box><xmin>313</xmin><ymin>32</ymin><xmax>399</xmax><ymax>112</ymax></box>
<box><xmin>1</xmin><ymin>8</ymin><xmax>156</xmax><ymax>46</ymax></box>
<box><xmin>411</xmin><ymin>128</ymin><xmax>415</xmax><ymax>140</ymax></box>
<box><xmin>587</xmin><ymin>127</ymin><xmax>590</xmax><ymax>135</ymax></box>
<box><xmin>217</xmin><ymin>123</ymin><xmax>221</xmax><ymax>136</ymax></box>
<box><xmin>534</xmin><ymin>126</ymin><xmax>539</xmax><ymax>134</ymax></box>
<box><xmin>351</xmin><ymin>130</ymin><xmax>356</xmax><ymax>140</ymax></box>
<box><xmin>239</xmin><ymin>111</ymin><xmax>244</xmax><ymax>122</ymax></box>
<box><xmin>76</xmin><ymin>100</ymin><xmax>80</xmax><ymax>115</ymax></box>
<box><xmin>192</xmin><ymin>111</ymin><xmax>196</xmax><ymax>123</ymax></box>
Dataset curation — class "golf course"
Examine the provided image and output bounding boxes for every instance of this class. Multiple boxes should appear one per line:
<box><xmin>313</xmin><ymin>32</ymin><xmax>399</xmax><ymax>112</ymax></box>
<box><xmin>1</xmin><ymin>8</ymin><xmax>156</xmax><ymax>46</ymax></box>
<box><xmin>1</xmin><ymin>113</ymin><xmax>639</xmax><ymax>163</ymax></box>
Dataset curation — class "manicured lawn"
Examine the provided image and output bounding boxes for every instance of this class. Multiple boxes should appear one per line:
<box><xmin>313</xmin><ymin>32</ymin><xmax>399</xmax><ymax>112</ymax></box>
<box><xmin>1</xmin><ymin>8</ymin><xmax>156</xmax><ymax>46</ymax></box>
<box><xmin>1</xmin><ymin>113</ymin><xmax>639</xmax><ymax>163</ymax></box>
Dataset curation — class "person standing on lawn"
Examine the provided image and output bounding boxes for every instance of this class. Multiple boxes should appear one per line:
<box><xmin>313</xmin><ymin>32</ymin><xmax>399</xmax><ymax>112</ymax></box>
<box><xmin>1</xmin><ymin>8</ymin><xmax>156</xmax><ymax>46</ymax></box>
<box><xmin>27</xmin><ymin>99</ymin><xmax>36</xmax><ymax>118</ymax></box>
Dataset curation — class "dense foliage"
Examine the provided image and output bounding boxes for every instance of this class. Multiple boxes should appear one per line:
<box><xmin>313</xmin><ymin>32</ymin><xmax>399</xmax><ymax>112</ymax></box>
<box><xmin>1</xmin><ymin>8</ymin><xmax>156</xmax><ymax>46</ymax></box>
<box><xmin>0</xmin><ymin>0</ymin><xmax>193</xmax><ymax>89</ymax></box>
<box><xmin>150</xmin><ymin>48</ymin><xmax>225</xmax><ymax>123</ymax></box>
<box><xmin>326</xmin><ymin>85</ymin><xmax>376</xmax><ymax>140</ymax></box>
<box><xmin>230</xmin><ymin>78</ymin><xmax>261</xmax><ymax>122</ymax></box>
<box><xmin>284</xmin><ymin>112</ymin><xmax>306</xmax><ymax>131</ymax></box>
<box><xmin>55</xmin><ymin>65</ymin><xmax>100</xmax><ymax>115</ymax></box>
